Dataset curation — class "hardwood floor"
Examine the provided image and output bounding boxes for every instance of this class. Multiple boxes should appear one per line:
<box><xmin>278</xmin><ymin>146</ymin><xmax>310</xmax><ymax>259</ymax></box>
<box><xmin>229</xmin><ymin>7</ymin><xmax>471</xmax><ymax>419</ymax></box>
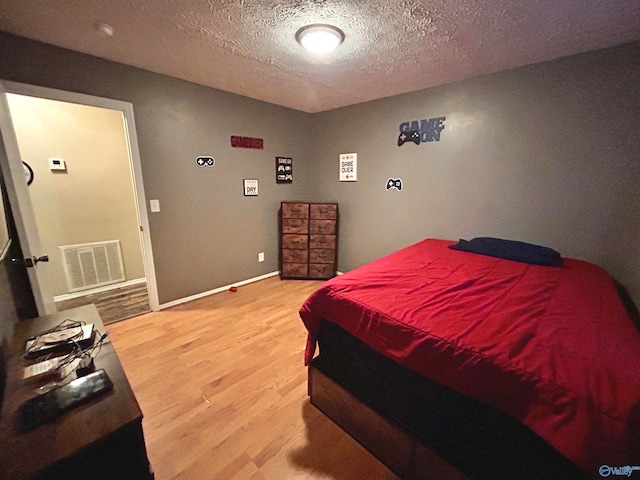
<box><xmin>107</xmin><ymin>277</ymin><xmax>398</xmax><ymax>480</ymax></box>
<box><xmin>57</xmin><ymin>281</ymin><xmax>150</xmax><ymax>325</ymax></box>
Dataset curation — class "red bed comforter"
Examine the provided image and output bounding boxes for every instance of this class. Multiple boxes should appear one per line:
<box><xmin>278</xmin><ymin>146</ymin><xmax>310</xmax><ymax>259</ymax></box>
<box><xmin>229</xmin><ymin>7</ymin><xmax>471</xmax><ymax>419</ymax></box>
<box><xmin>299</xmin><ymin>238</ymin><xmax>640</xmax><ymax>474</ymax></box>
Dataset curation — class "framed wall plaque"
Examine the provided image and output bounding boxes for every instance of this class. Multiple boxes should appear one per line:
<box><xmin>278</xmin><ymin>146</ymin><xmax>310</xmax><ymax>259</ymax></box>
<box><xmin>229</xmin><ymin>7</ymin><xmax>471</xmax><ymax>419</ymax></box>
<box><xmin>276</xmin><ymin>157</ymin><xmax>293</xmax><ymax>184</ymax></box>
<box><xmin>339</xmin><ymin>153</ymin><xmax>357</xmax><ymax>181</ymax></box>
<box><xmin>243</xmin><ymin>179</ymin><xmax>259</xmax><ymax>196</ymax></box>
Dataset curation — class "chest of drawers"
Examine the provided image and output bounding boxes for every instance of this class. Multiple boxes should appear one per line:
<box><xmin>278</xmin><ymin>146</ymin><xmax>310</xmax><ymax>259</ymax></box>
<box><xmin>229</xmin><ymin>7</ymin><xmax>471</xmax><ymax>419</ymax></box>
<box><xmin>279</xmin><ymin>201</ymin><xmax>338</xmax><ymax>279</ymax></box>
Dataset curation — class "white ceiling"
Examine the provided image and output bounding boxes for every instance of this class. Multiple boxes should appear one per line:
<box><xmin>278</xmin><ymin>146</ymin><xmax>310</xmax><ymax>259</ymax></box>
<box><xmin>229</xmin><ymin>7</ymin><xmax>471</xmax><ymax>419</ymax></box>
<box><xmin>1</xmin><ymin>0</ymin><xmax>639</xmax><ymax>113</ymax></box>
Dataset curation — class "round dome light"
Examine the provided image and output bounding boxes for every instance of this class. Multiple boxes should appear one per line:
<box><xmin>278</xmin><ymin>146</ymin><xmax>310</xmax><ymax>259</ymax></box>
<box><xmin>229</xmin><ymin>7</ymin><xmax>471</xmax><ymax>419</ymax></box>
<box><xmin>296</xmin><ymin>24</ymin><xmax>345</xmax><ymax>55</ymax></box>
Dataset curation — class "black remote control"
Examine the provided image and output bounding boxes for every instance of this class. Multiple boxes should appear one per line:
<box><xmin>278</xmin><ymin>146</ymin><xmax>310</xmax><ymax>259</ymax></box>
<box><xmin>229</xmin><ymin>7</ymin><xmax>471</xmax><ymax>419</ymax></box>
<box><xmin>18</xmin><ymin>369</ymin><xmax>113</xmax><ymax>432</ymax></box>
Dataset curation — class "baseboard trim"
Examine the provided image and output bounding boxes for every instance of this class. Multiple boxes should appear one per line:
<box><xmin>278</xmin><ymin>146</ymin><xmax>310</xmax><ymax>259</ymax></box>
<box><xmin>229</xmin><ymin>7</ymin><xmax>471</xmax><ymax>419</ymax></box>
<box><xmin>54</xmin><ymin>277</ymin><xmax>147</xmax><ymax>302</ymax></box>
<box><xmin>159</xmin><ymin>271</ymin><xmax>280</xmax><ymax>310</ymax></box>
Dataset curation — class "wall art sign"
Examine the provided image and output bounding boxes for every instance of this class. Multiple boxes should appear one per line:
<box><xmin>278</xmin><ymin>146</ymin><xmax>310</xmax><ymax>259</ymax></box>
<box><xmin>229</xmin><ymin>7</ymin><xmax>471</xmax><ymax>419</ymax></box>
<box><xmin>243</xmin><ymin>179</ymin><xmax>259</xmax><ymax>196</ymax></box>
<box><xmin>195</xmin><ymin>156</ymin><xmax>215</xmax><ymax>167</ymax></box>
<box><xmin>386</xmin><ymin>178</ymin><xmax>403</xmax><ymax>191</ymax></box>
<box><xmin>276</xmin><ymin>157</ymin><xmax>293</xmax><ymax>184</ymax></box>
<box><xmin>339</xmin><ymin>153</ymin><xmax>357</xmax><ymax>181</ymax></box>
<box><xmin>397</xmin><ymin>116</ymin><xmax>446</xmax><ymax>146</ymax></box>
<box><xmin>231</xmin><ymin>135</ymin><xmax>264</xmax><ymax>149</ymax></box>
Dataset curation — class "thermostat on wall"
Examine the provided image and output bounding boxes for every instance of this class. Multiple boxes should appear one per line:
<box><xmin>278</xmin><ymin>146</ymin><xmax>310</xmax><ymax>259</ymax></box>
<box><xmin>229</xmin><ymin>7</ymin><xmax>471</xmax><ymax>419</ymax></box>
<box><xmin>49</xmin><ymin>158</ymin><xmax>66</xmax><ymax>171</ymax></box>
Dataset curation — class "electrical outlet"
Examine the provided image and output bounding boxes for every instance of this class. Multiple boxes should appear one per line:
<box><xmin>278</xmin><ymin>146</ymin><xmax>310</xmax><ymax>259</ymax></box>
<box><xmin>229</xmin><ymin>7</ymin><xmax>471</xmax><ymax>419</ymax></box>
<box><xmin>258</xmin><ymin>252</ymin><xmax>264</xmax><ymax>262</ymax></box>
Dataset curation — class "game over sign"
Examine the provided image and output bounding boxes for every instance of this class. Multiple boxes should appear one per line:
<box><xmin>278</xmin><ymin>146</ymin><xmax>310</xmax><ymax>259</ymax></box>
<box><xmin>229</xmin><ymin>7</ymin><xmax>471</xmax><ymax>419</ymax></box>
<box><xmin>230</xmin><ymin>135</ymin><xmax>264</xmax><ymax>150</ymax></box>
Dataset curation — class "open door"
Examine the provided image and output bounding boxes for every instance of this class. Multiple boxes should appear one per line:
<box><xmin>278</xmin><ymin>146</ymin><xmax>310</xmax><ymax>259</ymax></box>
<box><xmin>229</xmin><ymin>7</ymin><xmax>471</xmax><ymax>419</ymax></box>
<box><xmin>0</xmin><ymin>80</ymin><xmax>159</xmax><ymax>317</ymax></box>
<box><xmin>0</xmin><ymin>83</ymin><xmax>54</xmax><ymax>315</ymax></box>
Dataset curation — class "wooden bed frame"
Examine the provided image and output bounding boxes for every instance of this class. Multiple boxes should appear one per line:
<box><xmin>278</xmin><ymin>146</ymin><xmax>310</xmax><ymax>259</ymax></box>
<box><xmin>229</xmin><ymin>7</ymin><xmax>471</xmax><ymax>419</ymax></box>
<box><xmin>307</xmin><ymin>317</ymin><xmax>590</xmax><ymax>480</ymax></box>
<box><xmin>308</xmin><ymin>363</ymin><xmax>470</xmax><ymax>480</ymax></box>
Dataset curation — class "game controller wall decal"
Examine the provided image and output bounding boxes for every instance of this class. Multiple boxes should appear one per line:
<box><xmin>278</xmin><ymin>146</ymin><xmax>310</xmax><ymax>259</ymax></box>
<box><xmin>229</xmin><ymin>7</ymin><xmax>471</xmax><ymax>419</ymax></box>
<box><xmin>195</xmin><ymin>156</ymin><xmax>215</xmax><ymax>167</ymax></box>
<box><xmin>386</xmin><ymin>178</ymin><xmax>403</xmax><ymax>191</ymax></box>
<box><xmin>397</xmin><ymin>131</ymin><xmax>420</xmax><ymax>146</ymax></box>
<box><xmin>397</xmin><ymin>116</ymin><xmax>446</xmax><ymax>146</ymax></box>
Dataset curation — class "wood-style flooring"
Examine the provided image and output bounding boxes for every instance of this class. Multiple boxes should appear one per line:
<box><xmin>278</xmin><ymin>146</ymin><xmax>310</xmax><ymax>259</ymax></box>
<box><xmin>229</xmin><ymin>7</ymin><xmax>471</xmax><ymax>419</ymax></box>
<box><xmin>107</xmin><ymin>277</ymin><xmax>398</xmax><ymax>480</ymax></box>
<box><xmin>57</xmin><ymin>281</ymin><xmax>150</xmax><ymax>325</ymax></box>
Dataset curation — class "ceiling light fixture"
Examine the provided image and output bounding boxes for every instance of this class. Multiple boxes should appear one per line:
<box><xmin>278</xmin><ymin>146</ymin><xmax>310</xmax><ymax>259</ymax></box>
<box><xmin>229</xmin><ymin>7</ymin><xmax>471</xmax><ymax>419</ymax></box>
<box><xmin>296</xmin><ymin>24</ymin><xmax>344</xmax><ymax>55</ymax></box>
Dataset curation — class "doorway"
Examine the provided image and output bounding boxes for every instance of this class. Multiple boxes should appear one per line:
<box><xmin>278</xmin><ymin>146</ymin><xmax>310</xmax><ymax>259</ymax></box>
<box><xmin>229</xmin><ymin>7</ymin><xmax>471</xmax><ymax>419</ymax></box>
<box><xmin>0</xmin><ymin>80</ymin><xmax>159</xmax><ymax>320</ymax></box>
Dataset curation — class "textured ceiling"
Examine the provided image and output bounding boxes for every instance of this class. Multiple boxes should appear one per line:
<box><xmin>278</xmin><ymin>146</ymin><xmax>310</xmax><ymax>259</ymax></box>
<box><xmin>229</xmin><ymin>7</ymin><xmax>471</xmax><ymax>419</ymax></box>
<box><xmin>0</xmin><ymin>0</ymin><xmax>639</xmax><ymax>113</ymax></box>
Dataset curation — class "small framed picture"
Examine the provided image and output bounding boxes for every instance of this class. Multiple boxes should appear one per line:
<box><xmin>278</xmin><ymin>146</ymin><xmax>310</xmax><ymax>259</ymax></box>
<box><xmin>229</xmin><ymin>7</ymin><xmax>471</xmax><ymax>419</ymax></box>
<box><xmin>243</xmin><ymin>179</ymin><xmax>259</xmax><ymax>196</ymax></box>
<box><xmin>339</xmin><ymin>153</ymin><xmax>357</xmax><ymax>181</ymax></box>
<box><xmin>276</xmin><ymin>156</ymin><xmax>293</xmax><ymax>184</ymax></box>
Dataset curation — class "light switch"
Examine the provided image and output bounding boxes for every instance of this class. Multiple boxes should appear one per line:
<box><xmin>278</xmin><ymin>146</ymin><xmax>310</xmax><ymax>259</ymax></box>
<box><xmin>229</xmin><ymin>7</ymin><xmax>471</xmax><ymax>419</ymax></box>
<box><xmin>150</xmin><ymin>199</ymin><xmax>160</xmax><ymax>212</ymax></box>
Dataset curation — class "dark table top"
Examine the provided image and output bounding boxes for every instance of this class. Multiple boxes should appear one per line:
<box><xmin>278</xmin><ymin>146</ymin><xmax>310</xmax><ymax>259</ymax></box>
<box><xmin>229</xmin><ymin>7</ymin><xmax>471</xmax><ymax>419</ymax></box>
<box><xmin>0</xmin><ymin>304</ymin><xmax>143</xmax><ymax>480</ymax></box>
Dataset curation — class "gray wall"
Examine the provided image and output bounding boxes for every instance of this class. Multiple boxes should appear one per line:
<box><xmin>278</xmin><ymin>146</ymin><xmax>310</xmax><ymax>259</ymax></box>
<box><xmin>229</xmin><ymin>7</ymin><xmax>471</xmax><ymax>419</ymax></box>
<box><xmin>0</xmin><ymin>33</ymin><xmax>313</xmax><ymax>304</ymax></box>
<box><xmin>1</xmin><ymin>32</ymin><xmax>639</xmax><ymax>307</ymax></box>
<box><xmin>308</xmin><ymin>41</ymin><xmax>640</xmax><ymax>305</ymax></box>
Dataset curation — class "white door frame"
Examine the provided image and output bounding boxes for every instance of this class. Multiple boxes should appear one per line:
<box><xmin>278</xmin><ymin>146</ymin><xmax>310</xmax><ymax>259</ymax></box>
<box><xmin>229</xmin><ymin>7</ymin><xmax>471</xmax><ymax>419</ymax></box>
<box><xmin>0</xmin><ymin>80</ymin><xmax>160</xmax><ymax>313</ymax></box>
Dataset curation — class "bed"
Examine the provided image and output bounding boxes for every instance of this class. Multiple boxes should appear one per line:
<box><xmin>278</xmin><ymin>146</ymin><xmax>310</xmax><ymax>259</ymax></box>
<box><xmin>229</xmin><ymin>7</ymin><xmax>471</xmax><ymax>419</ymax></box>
<box><xmin>299</xmin><ymin>238</ymin><xmax>640</xmax><ymax>479</ymax></box>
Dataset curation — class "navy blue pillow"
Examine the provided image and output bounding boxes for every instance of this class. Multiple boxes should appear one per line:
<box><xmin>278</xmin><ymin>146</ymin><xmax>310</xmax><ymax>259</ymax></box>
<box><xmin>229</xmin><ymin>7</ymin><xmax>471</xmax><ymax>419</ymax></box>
<box><xmin>448</xmin><ymin>237</ymin><xmax>562</xmax><ymax>266</ymax></box>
